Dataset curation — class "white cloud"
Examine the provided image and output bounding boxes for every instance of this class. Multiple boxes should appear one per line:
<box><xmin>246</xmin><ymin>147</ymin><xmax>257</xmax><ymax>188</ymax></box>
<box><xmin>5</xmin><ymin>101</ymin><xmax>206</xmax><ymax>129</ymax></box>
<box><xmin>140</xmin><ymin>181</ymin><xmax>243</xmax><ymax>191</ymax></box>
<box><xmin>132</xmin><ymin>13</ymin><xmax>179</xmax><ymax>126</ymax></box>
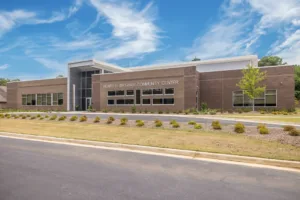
<box><xmin>90</xmin><ymin>0</ymin><xmax>160</xmax><ymax>60</ymax></box>
<box><xmin>0</xmin><ymin>64</ymin><xmax>9</xmax><ymax>70</ymax></box>
<box><xmin>34</xmin><ymin>58</ymin><xmax>66</xmax><ymax>73</ymax></box>
<box><xmin>292</xmin><ymin>19</ymin><xmax>300</xmax><ymax>26</ymax></box>
<box><xmin>0</xmin><ymin>1</ymin><xmax>83</xmax><ymax>38</ymax></box>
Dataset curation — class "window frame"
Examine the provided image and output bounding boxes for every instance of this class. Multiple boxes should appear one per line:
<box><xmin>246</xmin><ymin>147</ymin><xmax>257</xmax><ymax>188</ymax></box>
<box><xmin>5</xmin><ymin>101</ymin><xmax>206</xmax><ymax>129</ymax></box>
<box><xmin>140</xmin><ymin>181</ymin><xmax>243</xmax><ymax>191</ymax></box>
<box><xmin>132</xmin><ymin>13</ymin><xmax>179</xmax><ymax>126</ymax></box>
<box><xmin>164</xmin><ymin>88</ymin><xmax>175</xmax><ymax>95</ymax></box>
<box><xmin>232</xmin><ymin>90</ymin><xmax>277</xmax><ymax>108</ymax></box>
<box><xmin>142</xmin><ymin>99</ymin><xmax>151</xmax><ymax>105</ymax></box>
<box><xmin>142</xmin><ymin>89</ymin><xmax>153</xmax><ymax>96</ymax></box>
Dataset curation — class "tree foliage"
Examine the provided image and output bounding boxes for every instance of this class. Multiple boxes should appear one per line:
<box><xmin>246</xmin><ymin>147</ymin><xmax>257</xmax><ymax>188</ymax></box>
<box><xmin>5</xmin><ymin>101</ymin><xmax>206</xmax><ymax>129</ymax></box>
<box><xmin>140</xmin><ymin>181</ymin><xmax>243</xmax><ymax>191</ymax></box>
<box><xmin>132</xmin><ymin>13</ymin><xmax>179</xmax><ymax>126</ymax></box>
<box><xmin>258</xmin><ymin>56</ymin><xmax>286</xmax><ymax>67</ymax></box>
<box><xmin>56</xmin><ymin>75</ymin><xmax>64</xmax><ymax>78</ymax></box>
<box><xmin>0</xmin><ymin>78</ymin><xmax>20</xmax><ymax>86</ymax></box>
<box><xmin>237</xmin><ymin>65</ymin><xmax>266</xmax><ymax>111</ymax></box>
<box><xmin>192</xmin><ymin>57</ymin><xmax>201</xmax><ymax>61</ymax></box>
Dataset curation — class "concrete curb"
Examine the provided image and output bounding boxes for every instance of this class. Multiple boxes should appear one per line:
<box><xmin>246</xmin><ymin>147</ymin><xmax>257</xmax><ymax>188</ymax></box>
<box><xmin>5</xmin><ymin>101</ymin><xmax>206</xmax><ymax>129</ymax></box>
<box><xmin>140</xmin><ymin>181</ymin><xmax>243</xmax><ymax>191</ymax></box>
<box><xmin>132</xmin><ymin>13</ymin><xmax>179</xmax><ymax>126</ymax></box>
<box><xmin>0</xmin><ymin>131</ymin><xmax>299</xmax><ymax>172</ymax></box>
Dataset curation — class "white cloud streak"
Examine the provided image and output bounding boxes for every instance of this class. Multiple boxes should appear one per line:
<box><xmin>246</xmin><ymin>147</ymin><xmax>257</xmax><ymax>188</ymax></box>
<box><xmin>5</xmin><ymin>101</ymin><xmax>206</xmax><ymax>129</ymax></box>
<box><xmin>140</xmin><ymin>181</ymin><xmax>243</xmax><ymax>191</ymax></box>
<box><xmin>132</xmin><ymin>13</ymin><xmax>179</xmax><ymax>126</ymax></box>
<box><xmin>0</xmin><ymin>64</ymin><xmax>9</xmax><ymax>70</ymax></box>
<box><xmin>90</xmin><ymin>0</ymin><xmax>160</xmax><ymax>60</ymax></box>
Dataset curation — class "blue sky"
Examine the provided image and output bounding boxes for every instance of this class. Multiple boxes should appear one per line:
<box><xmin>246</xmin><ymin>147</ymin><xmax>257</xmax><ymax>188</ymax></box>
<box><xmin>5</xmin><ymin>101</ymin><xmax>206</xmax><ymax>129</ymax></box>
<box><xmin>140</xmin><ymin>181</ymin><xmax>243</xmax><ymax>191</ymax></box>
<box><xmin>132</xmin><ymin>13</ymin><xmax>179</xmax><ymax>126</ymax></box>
<box><xmin>0</xmin><ymin>0</ymin><xmax>299</xmax><ymax>80</ymax></box>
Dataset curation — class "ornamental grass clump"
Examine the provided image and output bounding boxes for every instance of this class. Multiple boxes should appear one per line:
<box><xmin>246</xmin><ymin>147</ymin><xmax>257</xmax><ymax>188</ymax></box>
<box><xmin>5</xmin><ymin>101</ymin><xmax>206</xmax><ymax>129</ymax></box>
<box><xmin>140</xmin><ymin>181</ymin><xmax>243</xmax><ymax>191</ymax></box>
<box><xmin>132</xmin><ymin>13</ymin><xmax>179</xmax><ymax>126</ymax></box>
<box><xmin>39</xmin><ymin>117</ymin><xmax>44</xmax><ymax>120</ymax></box>
<box><xmin>172</xmin><ymin>122</ymin><xmax>180</xmax><ymax>128</ymax></box>
<box><xmin>188</xmin><ymin>121</ymin><xmax>196</xmax><ymax>125</ymax></box>
<box><xmin>30</xmin><ymin>116</ymin><xmax>36</xmax><ymax>120</ymax></box>
<box><xmin>26</xmin><ymin>114</ymin><xmax>31</xmax><ymax>117</ymax></box>
<box><xmin>211</xmin><ymin>120</ymin><xmax>222</xmax><ymax>130</ymax></box>
<box><xmin>0</xmin><ymin>114</ymin><xmax>4</xmax><ymax>118</ymax></box>
<box><xmin>259</xmin><ymin>126</ymin><xmax>269</xmax><ymax>135</ymax></box>
<box><xmin>45</xmin><ymin>115</ymin><xmax>49</xmax><ymax>118</ymax></box>
<box><xmin>155</xmin><ymin>120</ymin><xmax>163</xmax><ymax>127</ymax></box>
<box><xmin>79</xmin><ymin>115</ymin><xmax>87</xmax><ymax>122</ymax></box>
<box><xmin>49</xmin><ymin>115</ymin><xmax>57</xmax><ymax>120</ymax></box>
<box><xmin>58</xmin><ymin>116</ymin><xmax>67</xmax><ymax>121</ymax></box>
<box><xmin>234</xmin><ymin>122</ymin><xmax>245</xmax><ymax>133</ymax></box>
<box><xmin>108</xmin><ymin>116</ymin><xmax>115</xmax><ymax>122</ymax></box>
<box><xmin>194</xmin><ymin>124</ymin><xmax>202</xmax><ymax>129</ymax></box>
<box><xmin>14</xmin><ymin>115</ymin><xmax>19</xmax><ymax>119</ymax></box>
<box><xmin>288</xmin><ymin>129</ymin><xmax>300</xmax><ymax>136</ymax></box>
<box><xmin>120</xmin><ymin>117</ymin><xmax>128</xmax><ymax>125</ymax></box>
<box><xmin>22</xmin><ymin>116</ymin><xmax>27</xmax><ymax>119</ymax></box>
<box><xmin>136</xmin><ymin>120</ymin><xmax>145</xmax><ymax>127</ymax></box>
<box><xmin>94</xmin><ymin>116</ymin><xmax>100</xmax><ymax>123</ymax></box>
<box><xmin>170</xmin><ymin>120</ymin><xmax>177</xmax><ymax>125</ymax></box>
<box><xmin>257</xmin><ymin>123</ymin><xmax>266</xmax><ymax>130</ymax></box>
<box><xmin>70</xmin><ymin>116</ymin><xmax>78</xmax><ymax>121</ymax></box>
<box><xmin>283</xmin><ymin>125</ymin><xmax>296</xmax><ymax>132</ymax></box>
<box><xmin>106</xmin><ymin>118</ymin><xmax>113</xmax><ymax>124</ymax></box>
<box><xmin>37</xmin><ymin>114</ymin><xmax>41</xmax><ymax>118</ymax></box>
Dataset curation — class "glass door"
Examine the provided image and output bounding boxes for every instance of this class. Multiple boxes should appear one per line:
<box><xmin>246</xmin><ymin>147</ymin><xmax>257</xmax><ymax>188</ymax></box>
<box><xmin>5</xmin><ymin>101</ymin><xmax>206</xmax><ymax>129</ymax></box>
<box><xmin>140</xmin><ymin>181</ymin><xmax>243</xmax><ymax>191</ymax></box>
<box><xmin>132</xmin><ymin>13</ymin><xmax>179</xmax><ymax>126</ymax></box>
<box><xmin>86</xmin><ymin>97</ymin><xmax>92</xmax><ymax>110</ymax></box>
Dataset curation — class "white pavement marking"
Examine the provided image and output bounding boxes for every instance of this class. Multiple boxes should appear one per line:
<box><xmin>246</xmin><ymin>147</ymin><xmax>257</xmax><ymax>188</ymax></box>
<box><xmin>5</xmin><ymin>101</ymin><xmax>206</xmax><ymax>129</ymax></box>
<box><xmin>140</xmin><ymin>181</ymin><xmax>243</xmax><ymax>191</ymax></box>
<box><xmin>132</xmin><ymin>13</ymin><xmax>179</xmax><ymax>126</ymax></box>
<box><xmin>0</xmin><ymin>134</ymin><xmax>299</xmax><ymax>174</ymax></box>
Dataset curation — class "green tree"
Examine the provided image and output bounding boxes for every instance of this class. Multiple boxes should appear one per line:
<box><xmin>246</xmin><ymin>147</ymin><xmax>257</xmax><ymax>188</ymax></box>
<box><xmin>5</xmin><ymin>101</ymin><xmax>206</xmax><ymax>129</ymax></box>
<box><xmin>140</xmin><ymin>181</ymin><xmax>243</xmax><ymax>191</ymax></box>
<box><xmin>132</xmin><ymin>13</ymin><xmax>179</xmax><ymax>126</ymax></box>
<box><xmin>295</xmin><ymin>65</ymin><xmax>300</xmax><ymax>100</ymax></box>
<box><xmin>192</xmin><ymin>57</ymin><xmax>201</xmax><ymax>61</ymax></box>
<box><xmin>258</xmin><ymin>56</ymin><xmax>287</xmax><ymax>67</ymax></box>
<box><xmin>56</xmin><ymin>75</ymin><xmax>64</xmax><ymax>78</ymax></box>
<box><xmin>237</xmin><ymin>64</ymin><xmax>266</xmax><ymax>111</ymax></box>
<box><xmin>0</xmin><ymin>78</ymin><xmax>20</xmax><ymax>86</ymax></box>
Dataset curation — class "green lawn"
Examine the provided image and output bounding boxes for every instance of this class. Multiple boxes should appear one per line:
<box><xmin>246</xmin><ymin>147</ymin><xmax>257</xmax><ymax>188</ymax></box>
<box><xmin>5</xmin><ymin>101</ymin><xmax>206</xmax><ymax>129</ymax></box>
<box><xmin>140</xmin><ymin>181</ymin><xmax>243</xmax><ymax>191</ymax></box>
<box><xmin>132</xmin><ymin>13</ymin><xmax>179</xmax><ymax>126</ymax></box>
<box><xmin>0</xmin><ymin>119</ymin><xmax>299</xmax><ymax>161</ymax></box>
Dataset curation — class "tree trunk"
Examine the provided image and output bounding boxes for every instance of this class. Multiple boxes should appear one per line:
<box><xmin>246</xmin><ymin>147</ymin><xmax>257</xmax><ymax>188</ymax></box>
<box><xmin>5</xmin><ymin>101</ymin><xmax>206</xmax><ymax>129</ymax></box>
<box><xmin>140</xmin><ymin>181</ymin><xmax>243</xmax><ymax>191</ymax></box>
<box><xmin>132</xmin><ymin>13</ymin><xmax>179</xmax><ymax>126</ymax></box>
<box><xmin>252</xmin><ymin>99</ymin><xmax>255</xmax><ymax>112</ymax></box>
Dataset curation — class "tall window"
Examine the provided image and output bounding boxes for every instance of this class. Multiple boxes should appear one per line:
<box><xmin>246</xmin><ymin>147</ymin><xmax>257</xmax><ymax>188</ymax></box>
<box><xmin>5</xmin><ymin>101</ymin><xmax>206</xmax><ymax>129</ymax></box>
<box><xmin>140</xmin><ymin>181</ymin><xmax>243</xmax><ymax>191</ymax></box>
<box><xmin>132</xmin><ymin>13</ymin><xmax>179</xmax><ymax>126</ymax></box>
<box><xmin>22</xmin><ymin>95</ymin><xmax>27</xmax><ymax>105</ymax></box>
<box><xmin>233</xmin><ymin>90</ymin><xmax>277</xmax><ymax>107</ymax></box>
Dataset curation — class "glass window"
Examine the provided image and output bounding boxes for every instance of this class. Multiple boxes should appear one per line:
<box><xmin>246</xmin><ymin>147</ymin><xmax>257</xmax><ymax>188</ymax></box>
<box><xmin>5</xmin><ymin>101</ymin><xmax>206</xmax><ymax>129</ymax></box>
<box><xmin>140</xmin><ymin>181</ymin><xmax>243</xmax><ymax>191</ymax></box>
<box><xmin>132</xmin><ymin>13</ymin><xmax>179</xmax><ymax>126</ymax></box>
<box><xmin>116</xmin><ymin>90</ymin><xmax>124</xmax><ymax>96</ymax></box>
<box><xmin>53</xmin><ymin>93</ymin><xmax>58</xmax><ymax>105</ymax></box>
<box><xmin>266</xmin><ymin>90</ymin><xmax>276</xmax><ymax>106</ymax></box>
<box><xmin>153</xmin><ymin>99</ymin><xmax>163</xmax><ymax>104</ymax></box>
<box><xmin>37</xmin><ymin>94</ymin><xmax>42</xmax><ymax>105</ymax></box>
<box><xmin>142</xmin><ymin>99</ymin><xmax>151</xmax><ymax>104</ymax></box>
<box><xmin>116</xmin><ymin>99</ymin><xmax>125</xmax><ymax>104</ymax></box>
<box><xmin>108</xmin><ymin>91</ymin><xmax>116</xmax><ymax>96</ymax></box>
<box><xmin>42</xmin><ymin>94</ymin><xmax>47</xmax><ymax>105</ymax></box>
<box><xmin>87</xmin><ymin>71</ymin><xmax>93</xmax><ymax>77</ymax></box>
<box><xmin>58</xmin><ymin>93</ymin><xmax>63</xmax><ymax>105</ymax></box>
<box><xmin>233</xmin><ymin>91</ymin><xmax>243</xmax><ymax>107</ymax></box>
<box><xmin>22</xmin><ymin>95</ymin><xmax>27</xmax><ymax>105</ymax></box>
<box><xmin>142</xmin><ymin>89</ymin><xmax>152</xmax><ymax>95</ymax></box>
<box><xmin>164</xmin><ymin>98</ymin><xmax>174</xmax><ymax>104</ymax></box>
<box><xmin>81</xmin><ymin>89</ymin><xmax>86</xmax><ymax>98</ymax></box>
<box><xmin>126</xmin><ymin>90</ymin><xmax>134</xmax><ymax>96</ymax></box>
<box><xmin>86</xmin><ymin>89</ymin><xmax>92</xmax><ymax>97</ymax></box>
<box><xmin>27</xmin><ymin>94</ymin><xmax>32</xmax><ymax>105</ymax></box>
<box><xmin>81</xmin><ymin>77</ymin><xmax>86</xmax><ymax>88</ymax></box>
<box><xmin>153</xmin><ymin>89</ymin><xmax>163</xmax><ymax>95</ymax></box>
<box><xmin>47</xmin><ymin>93</ymin><xmax>51</xmax><ymax>105</ymax></box>
<box><xmin>243</xmin><ymin>94</ymin><xmax>252</xmax><ymax>106</ymax></box>
<box><xmin>81</xmin><ymin>71</ymin><xmax>86</xmax><ymax>78</ymax></box>
<box><xmin>254</xmin><ymin>99</ymin><xmax>264</xmax><ymax>106</ymax></box>
<box><xmin>125</xmin><ymin>99</ymin><xmax>134</xmax><ymax>104</ymax></box>
<box><xmin>165</xmin><ymin>88</ymin><xmax>174</xmax><ymax>95</ymax></box>
<box><xmin>108</xmin><ymin>99</ymin><xmax>114</xmax><ymax>105</ymax></box>
<box><xmin>266</xmin><ymin>90</ymin><xmax>276</xmax><ymax>95</ymax></box>
<box><xmin>87</xmin><ymin>78</ymin><xmax>92</xmax><ymax>88</ymax></box>
<box><xmin>136</xmin><ymin>90</ymin><xmax>141</xmax><ymax>104</ymax></box>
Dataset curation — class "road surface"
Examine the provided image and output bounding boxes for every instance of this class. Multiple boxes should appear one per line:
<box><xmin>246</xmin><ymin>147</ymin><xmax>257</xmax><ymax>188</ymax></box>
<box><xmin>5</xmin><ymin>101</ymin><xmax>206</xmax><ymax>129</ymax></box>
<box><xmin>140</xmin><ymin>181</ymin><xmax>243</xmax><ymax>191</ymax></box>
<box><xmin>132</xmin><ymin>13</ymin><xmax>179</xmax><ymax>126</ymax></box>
<box><xmin>0</xmin><ymin>137</ymin><xmax>299</xmax><ymax>200</ymax></box>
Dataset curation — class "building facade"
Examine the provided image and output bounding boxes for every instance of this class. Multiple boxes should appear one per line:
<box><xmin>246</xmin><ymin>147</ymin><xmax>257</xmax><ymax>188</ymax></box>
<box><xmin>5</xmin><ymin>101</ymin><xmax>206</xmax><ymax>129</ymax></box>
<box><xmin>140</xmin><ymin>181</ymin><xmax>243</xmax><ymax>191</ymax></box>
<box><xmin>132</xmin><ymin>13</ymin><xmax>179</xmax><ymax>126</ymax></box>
<box><xmin>2</xmin><ymin>55</ymin><xmax>295</xmax><ymax>111</ymax></box>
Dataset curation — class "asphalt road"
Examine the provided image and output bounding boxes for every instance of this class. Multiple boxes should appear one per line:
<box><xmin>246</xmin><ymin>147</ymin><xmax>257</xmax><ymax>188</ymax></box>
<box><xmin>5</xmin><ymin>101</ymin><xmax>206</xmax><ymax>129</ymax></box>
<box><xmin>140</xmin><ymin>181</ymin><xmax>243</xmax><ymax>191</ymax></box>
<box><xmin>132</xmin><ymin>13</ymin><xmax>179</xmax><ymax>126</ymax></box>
<box><xmin>0</xmin><ymin>137</ymin><xmax>299</xmax><ymax>200</ymax></box>
<box><xmin>15</xmin><ymin>112</ymin><xmax>297</xmax><ymax>128</ymax></box>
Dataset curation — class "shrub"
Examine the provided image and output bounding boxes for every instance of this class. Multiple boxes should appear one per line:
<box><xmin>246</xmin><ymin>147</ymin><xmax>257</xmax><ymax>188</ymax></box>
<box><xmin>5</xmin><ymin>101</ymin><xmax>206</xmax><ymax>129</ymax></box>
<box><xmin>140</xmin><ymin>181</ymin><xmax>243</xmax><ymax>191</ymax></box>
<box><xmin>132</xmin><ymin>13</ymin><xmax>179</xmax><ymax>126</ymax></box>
<box><xmin>260</xmin><ymin>110</ymin><xmax>265</xmax><ymax>114</ymax></box>
<box><xmin>158</xmin><ymin>110</ymin><xmax>163</xmax><ymax>114</ymax></box>
<box><xmin>211</xmin><ymin>121</ymin><xmax>222</xmax><ymax>130</ymax></box>
<box><xmin>45</xmin><ymin>115</ymin><xmax>49</xmax><ymax>118</ymax></box>
<box><xmin>106</xmin><ymin>119</ymin><xmax>113</xmax><ymax>124</ymax></box>
<box><xmin>120</xmin><ymin>110</ymin><xmax>125</xmax><ymax>113</ymax></box>
<box><xmin>49</xmin><ymin>115</ymin><xmax>57</xmax><ymax>120</ymax></box>
<box><xmin>5</xmin><ymin>114</ymin><xmax>11</xmax><ymax>119</ymax></box>
<box><xmin>288</xmin><ymin>129</ymin><xmax>300</xmax><ymax>136</ymax></box>
<box><xmin>108</xmin><ymin>116</ymin><xmax>115</xmax><ymax>122</ymax></box>
<box><xmin>39</xmin><ymin>117</ymin><xmax>44</xmax><ymax>120</ymax></box>
<box><xmin>257</xmin><ymin>123</ymin><xmax>266</xmax><ymax>130</ymax></box>
<box><xmin>227</xmin><ymin>109</ymin><xmax>234</xmax><ymax>114</ymax></box>
<box><xmin>184</xmin><ymin>109</ymin><xmax>190</xmax><ymax>115</ymax></box>
<box><xmin>259</xmin><ymin>127</ymin><xmax>269</xmax><ymax>135</ymax></box>
<box><xmin>283</xmin><ymin>125</ymin><xmax>295</xmax><ymax>132</ymax></box>
<box><xmin>58</xmin><ymin>116</ymin><xmax>67</xmax><ymax>121</ymax></box>
<box><xmin>70</xmin><ymin>116</ymin><xmax>78</xmax><ymax>121</ymax></box>
<box><xmin>170</xmin><ymin>120</ymin><xmax>177</xmax><ymax>125</ymax></box>
<box><xmin>209</xmin><ymin>110</ymin><xmax>217</xmax><ymax>115</ymax></box>
<box><xmin>120</xmin><ymin>117</ymin><xmax>128</xmax><ymax>125</ymax></box>
<box><xmin>94</xmin><ymin>116</ymin><xmax>100</xmax><ymax>123</ymax></box>
<box><xmin>22</xmin><ymin>116</ymin><xmax>27</xmax><ymax>119</ymax></box>
<box><xmin>193</xmin><ymin>111</ymin><xmax>199</xmax><ymax>115</ymax></box>
<box><xmin>165</xmin><ymin>110</ymin><xmax>170</xmax><ymax>114</ymax></box>
<box><xmin>0</xmin><ymin>114</ymin><xmax>4</xmax><ymax>118</ymax></box>
<box><xmin>79</xmin><ymin>115</ymin><xmax>87</xmax><ymax>122</ymax></box>
<box><xmin>172</xmin><ymin>122</ymin><xmax>180</xmax><ymax>128</ymax></box>
<box><xmin>194</xmin><ymin>124</ymin><xmax>202</xmax><ymax>129</ymax></box>
<box><xmin>201</xmin><ymin>102</ymin><xmax>208</xmax><ymax>112</ymax></box>
<box><xmin>136</xmin><ymin>120</ymin><xmax>144</xmax><ymax>127</ymax></box>
<box><xmin>131</xmin><ymin>106</ymin><xmax>136</xmax><ymax>113</ymax></box>
<box><xmin>136</xmin><ymin>119</ymin><xmax>142</xmax><ymax>123</ymax></box>
<box><xmin>144</xmin><ymin>109</ymin><xmax>148</xmax><ymax>113</ymax></box>
<box><xmin>188</xmin><ymin>121</ymin><xmax>196</xmax><ymax>125</ymax></box>
<box><xmin>11</xmin><ymin>114</ymin><xmax>16</xmax><ymax>118</ymax></box>
<box><xmin>103</xmin><ymin>109</ymin><xmax>108</xmax><ymax>113</ymax></box>
<box><xmin>155</xmin><ymin>120</ymin><xmax>163</xmax><ymax>127</ymax></box>
<box><xmin>30</xmin><ymin>116</ymin><xmax>36</xmax><ymax>120</ymax></box>
<box><xmin>234</xmin><ymin>123</ymin><xmax>245</xmax><ymax>133</ymax></box>
<box><xmin>14</xmin><ymin>115</ymin><xmax>19</xmax><ymax>119</ymax></box>
<box><xmin>26</xmin><ymin>114</ymin><xmax>31</xmax><ymax>117</ymax></box>
<box><xmin>37</xmin><ymin>114</ymin><xmax>41</xmax><ymax>117</ymax></box>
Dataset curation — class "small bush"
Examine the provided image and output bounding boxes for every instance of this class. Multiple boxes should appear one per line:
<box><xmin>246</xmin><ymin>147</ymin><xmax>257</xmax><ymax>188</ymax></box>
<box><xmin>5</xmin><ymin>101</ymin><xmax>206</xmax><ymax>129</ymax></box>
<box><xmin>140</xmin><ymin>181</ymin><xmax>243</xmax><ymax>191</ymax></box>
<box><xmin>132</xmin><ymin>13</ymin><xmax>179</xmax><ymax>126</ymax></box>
<box><xmin>158</xmin><ymin>110</ymin><xmax>163</xmax><ymax>114</ymax></box>
<box><xmin>257</xmin><ymin>124</ymin><xmax>266</xmax><ymax>130</ymax></box>
<box><xmin>259</xmin><ymin>127</ymin><xmax>269</xmax><ymax>135</ymax></box>
<box><xmin>106</xmin><ymin>119</ymin><xmax>113</xmax><ymax>124</ymax></box>
<box><xmin>58</xmin><ymin>116</ymin><xmax>67</xmax><ymax>121</ymax></box>
<box><xmin>211</xmin><ymin>121</ymin><xmax>222</xmax><ymax>130</ymax></box>
<box><xmin>165</xmin><ymin>110</ymin><xmax>170</xmax><ymax>114</ymax></box>
<box><xmin>0</xmin><ymin>114</ymin><xmax>4</xmax><ymax>118</ymax></box>
<box><xmin>144</xmin><ymin>109</ymin><xmax>148</xmax><ymax>113</ymax></box>
<box><xmin>170</xmin><ymin>120</ymin><xmax>177</xmax><ymax>125</ymax></box>
<box><xmin>184</xmin><ymin>109</ymin><xmax>190</xmax><ymax>115</ymax></box>
<box><xmin>288</xmin><ymin>129</ymin><xmax>300</xmax><ymax>136</ymax></box>
<box><xmin>45</xmin><ymin>115</ymin><xmax>49</xmax><ymax>118</ymax></box>
<box><xmin>5</xmin><ymin>114</ymin><xmax>11</xmax><ymax>119</ymax></box>
<box><xmin>136</xmin><ymin>119</ymin><xmax>142</xmax><ymax>123</ymax></box>
<box><xmin>30</xmin><ymin>116</ymin><xmax>36</xmax><ymax>120</ymax></box>
<box><xmin>39</xmin><ymin>117</ymin><xmax>44</xmax><ymax>120</ymax></box>
<box><xmin>131</xmin><ymin>106</ymin><xmax>136</xmax><ymax>113</ymax></box>
<box><xmin>94</xmin><ymin>116</ymin><xmax>100</xmax><ymax>123</ymax></box>
<box><xmin>26</xmin><ymin>114</ymin><xmax>31</xmax><ymax>117</ymax></box>
<box><xmin>49</xmin><ymin>115</ymin><xmax>57</xmax><ymax>120</ymax></box>
<box><xmin>103</xmin><ymin>109</ymin><xmax>108</xmax><ymax>113</ymax></box>
<box><xmin>172</xmin><ymin>122</ymin><xmax>180</xmax><ymax>128</ymax></box>
<box><xmin>155</xmin><ymin>121</ymin><xmax>163</xmax><ymax>127</ymax></box>
<box><xmin>188</xmin><ymin>121</ymin><xmax>196</xmax><ymax>125</ymax></box>
<box><xmin>209</xmin><ymin>110</ymin><xmax>217</xmax><ymax>115</ymax></box>
<box><xmin>22</xmin><ymin>116</ymin><xmax>27</xmax><ymax>119</ymax></box>
<box><xmin>120</xmin><ymin>117</ymin><xmax>128</xmax><ymax>125</ymax></box>
<box><xmin>108</xmin><ymin>116</ymin><xmax>115</xmax><ymax>121</ymax></box>
<box><xmin>79</xmin><ymin>115</ymin><xmax>87</xmax><ymax>122</ymax></box>
<box><xmin>283</xmin><ymin>125</ymin><xmax>296</xmax><ymax>132</ymax></box>
<box><xmin>201</xmin><ymin>103</ymin><xmax>208</xmax><ymax>112</ymax></box>
<box><xmin>194</xmin><ymin>124</ymin><xmax>202</xmax><ymax>129</ymax></box>
<box><xmin>37</xmin><ymin>114</ymin><xmax>41</xmax><ymax>117</ymax></box>
<box><xmin>234</xmin><ymin>123</ymin><xmax>245</xmax><ymax>133</ymax></box>
<box><xmin>136</xmin><ymin>120</ymin><xmax>144</xmax><ymax>127</ymax></box>
<box><xmin>154</xmin><ymin>119</ymin><xmax>161</xmax><ymax>123</ymax></box>
<box><xmin>70</xmin><ymin>116</ymin><xmax>78</xmax><ymax>121</ymax></box>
